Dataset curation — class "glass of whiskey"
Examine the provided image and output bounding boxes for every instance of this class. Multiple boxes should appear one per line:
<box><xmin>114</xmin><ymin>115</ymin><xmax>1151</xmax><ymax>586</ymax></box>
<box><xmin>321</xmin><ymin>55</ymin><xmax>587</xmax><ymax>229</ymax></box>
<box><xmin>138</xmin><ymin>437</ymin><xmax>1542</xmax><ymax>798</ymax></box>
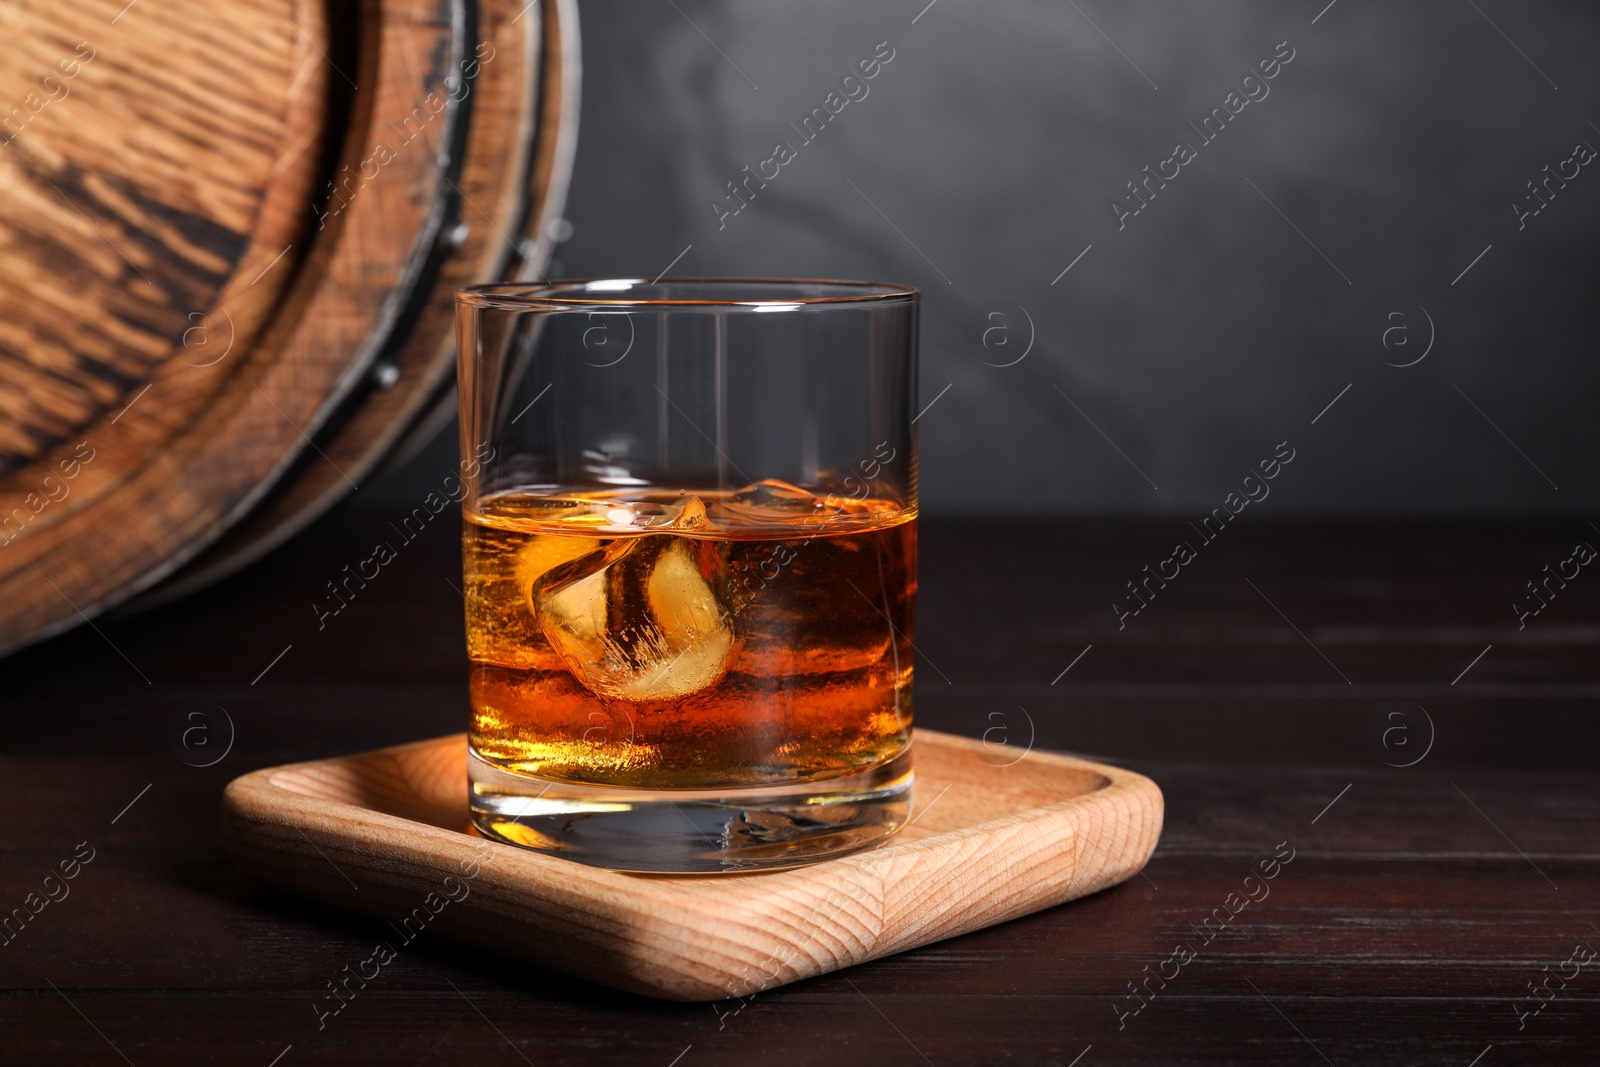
<box><xmin>454</xmin><ymin>279</ymin><xmax>918</xmax><ymax>872</ymax></box>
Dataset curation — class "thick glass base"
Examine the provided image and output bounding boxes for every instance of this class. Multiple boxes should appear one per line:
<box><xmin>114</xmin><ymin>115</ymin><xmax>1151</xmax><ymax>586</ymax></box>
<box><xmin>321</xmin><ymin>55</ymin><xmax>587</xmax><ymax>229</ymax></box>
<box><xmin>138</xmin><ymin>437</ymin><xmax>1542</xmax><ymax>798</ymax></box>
<box><xmin>468</xmin><ymin>747</ymin><xmax>913</xmax><ymax>874</ymax></box>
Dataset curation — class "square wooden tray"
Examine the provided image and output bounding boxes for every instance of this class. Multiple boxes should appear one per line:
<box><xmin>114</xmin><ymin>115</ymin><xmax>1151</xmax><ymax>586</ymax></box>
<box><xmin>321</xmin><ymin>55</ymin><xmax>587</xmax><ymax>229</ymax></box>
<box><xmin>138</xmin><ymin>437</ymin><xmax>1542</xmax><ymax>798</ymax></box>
<box><xmin>220</xmin><ymin>729</ymin><xmax>1162</xmax><ymax>1001</ymax></box>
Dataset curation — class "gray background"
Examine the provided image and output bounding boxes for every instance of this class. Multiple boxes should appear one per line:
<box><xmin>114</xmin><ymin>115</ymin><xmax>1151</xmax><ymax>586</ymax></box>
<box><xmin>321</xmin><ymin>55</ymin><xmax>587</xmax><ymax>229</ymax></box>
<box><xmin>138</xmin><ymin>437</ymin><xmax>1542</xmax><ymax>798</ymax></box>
<box><xmin>379</xmin><ymin>0</ymin><xmax>1599</xmax><ymax>516</ymax></box>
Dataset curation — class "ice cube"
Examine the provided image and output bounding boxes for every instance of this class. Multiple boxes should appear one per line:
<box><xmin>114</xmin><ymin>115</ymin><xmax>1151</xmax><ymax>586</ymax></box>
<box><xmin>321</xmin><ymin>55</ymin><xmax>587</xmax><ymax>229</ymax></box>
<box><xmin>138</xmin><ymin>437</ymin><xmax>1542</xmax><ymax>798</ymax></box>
<box><xmin>727</xmin><ymin>478</ymin><xmax>815</xmax><ymax>506</ymax></box>
<box><xmin>532</xmin><ymin>534</ymin><xmax>734</xmax><ymax>701</ymax></box>
<box><xmin>516</xmin><ymin>535</ymin><xmax>602</xmax><ymax>600</ymax></box>
<box><xmin>665</xmin><ymin>494</ymin><xmax>709</xmax><ymax>530</ymax></box>
<box><xmin>720</xmin><ymin>478</ymin><xmax>819</xmax><ymax>524</ymax></box>
<box><xmin>614</xmin><ymin>494</ymin><xmax>710</xmax><ymax>532</ymax></box>
<box><xmin>458</xmin><ymin>531</ymin><xmax>601</xmax><ymax>672</ymax></box>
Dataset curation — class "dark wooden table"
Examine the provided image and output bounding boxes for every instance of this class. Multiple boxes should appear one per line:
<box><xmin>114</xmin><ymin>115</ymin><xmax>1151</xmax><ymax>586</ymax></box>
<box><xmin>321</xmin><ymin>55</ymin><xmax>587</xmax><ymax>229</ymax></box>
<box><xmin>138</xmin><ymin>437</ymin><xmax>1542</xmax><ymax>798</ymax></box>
<box><xmin>2</xmin><ymin>509</ymin><xmax>1596</xmax><ymax>1065</ymax></box>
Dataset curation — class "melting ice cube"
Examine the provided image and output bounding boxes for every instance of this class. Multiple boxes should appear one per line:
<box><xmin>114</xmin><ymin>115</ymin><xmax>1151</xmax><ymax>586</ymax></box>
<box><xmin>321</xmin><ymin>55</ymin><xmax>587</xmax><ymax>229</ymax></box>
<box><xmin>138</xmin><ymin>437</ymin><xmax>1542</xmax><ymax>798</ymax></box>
<box><xmin>531</xmin><ymin>530</ymin><xmax>734</xmax><ymax>701</ymax></box>
<box><xmin>720</xmin><ymin>478</ymin><xmax>819</xmax><ymax>524</ymax></box>
<box><xmin>657</xmin><ymin>494</ymin><xmax>709</xmax><ymax>531</ymax></box>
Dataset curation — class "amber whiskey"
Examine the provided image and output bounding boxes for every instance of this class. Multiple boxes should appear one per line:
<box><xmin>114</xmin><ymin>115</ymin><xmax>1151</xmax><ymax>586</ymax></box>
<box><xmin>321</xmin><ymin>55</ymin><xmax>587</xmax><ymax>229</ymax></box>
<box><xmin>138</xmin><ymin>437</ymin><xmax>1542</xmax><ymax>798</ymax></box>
<box><xmin>463</xmin><ymin>481</ymin><xmax>915</xmax><ymax>791</ymax></box>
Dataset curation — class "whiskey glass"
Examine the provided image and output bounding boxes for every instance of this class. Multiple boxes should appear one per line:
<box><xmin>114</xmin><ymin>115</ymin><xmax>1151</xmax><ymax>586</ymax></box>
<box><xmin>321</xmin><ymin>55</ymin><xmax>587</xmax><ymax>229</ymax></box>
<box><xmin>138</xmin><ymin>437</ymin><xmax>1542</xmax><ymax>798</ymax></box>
<box><xmin>455</xmin><ymin>279</ymin><xmax>918</xmax><ymax>872</ymax></box>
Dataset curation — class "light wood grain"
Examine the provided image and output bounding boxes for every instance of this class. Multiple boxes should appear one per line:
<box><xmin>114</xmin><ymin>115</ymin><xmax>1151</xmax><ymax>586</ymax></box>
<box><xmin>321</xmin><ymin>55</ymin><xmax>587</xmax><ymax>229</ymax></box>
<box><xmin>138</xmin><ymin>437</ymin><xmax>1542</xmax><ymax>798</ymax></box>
<box><xmin>220</xmin><ymin>728</ymin><xmax>1163</xmax><ymax>1001</ymax></box>
<box><xmin>0</xmin><ymin>0</ymin><xmax>323</xmax><ymax>518</ymax></box>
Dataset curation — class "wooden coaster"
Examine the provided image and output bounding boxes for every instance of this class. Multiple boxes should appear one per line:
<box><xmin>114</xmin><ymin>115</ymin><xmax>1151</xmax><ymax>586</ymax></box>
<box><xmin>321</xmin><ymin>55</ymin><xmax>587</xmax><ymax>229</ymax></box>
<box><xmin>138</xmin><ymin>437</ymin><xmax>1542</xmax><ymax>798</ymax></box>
<box><xmin>221</xmin><ymin>729</ymin><xmax>1162</xmax><ymax>1001</ymax></box>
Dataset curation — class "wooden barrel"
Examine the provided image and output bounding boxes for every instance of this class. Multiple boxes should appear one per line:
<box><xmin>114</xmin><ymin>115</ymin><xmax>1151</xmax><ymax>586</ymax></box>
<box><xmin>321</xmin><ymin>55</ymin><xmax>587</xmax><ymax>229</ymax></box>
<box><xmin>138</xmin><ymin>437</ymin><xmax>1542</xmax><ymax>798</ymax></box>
<box><xmin>0</xmin><ymin>0</ymin><xmax>580</xmax><ymax>653</ymax></box>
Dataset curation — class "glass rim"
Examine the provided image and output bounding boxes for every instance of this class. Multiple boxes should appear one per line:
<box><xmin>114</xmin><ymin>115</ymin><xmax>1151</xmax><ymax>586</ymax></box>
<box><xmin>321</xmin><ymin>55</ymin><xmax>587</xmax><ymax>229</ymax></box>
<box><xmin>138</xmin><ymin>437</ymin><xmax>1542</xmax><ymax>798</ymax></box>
<box><xmin>455</xmin><ymin>276</ymin><xmax>920</xmax><ymax>310</ymax></box>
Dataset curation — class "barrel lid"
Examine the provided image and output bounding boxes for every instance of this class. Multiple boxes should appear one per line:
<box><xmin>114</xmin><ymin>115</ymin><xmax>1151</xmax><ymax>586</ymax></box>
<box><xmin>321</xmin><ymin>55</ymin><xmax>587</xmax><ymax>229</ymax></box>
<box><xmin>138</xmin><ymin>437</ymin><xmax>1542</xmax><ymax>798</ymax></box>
<box><xmin>0</xmin><ymin>0</ymin><xmax>581</xmax><ymax>653</ymax></box>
